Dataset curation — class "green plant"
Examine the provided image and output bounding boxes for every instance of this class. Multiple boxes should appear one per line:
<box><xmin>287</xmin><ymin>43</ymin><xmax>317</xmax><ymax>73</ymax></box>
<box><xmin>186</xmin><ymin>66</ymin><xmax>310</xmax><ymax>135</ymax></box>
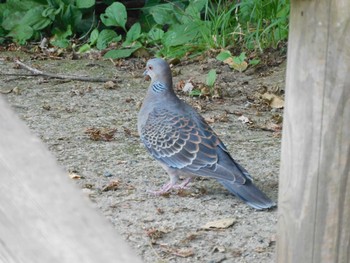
<box><xmin>0</xmin><ymin>0</ymin><xmax>290</xmax><ymax>59</ymax></box>
<box><xmin>216</xmin><ymin>50</ymin><xmax>260</xmax><ymax>72</ymax></box>
<box><xmin>0</xmin><ymin>0</ymin><xmax>96</xmax><ymax>46</ymax></box>
<box><xmin>78</xmin><ymin>2</ymin><xmax>144</xmax><ymax>58</ymax></box>
<box><xmin>238</xmin><ymin>0</ymin><xmax>290</xmax><ymax>50</ymax></box>
<box><xmin>189</xmin><ymin>68</ymin><xmax>217</xmax><ymax>97</ymax></box>
<box><xmin>206</xmin><ymin>69</ymin><xmax>217</xmax><ymax>88</ymax></box>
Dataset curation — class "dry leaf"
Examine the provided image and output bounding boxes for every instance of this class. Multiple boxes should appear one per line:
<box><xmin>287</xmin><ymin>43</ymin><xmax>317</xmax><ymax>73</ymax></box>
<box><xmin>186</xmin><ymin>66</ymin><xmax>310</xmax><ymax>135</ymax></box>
<box><xmin>102</xmin><ymin>179</ymin><xmax>121</xmax><ymax>191</ymax></box>
<box><xmin>201</xmin><ymin>218</ymin><xmax>237</xmax><ymax>230</ymax></box>
<box><xmin>13</xmin><ymin>87</ymin><xmax>21</xmax><ymax>95</ymax></box>
<box><xmin>255</xmin><ymin>247</ymin><xmax>266</xmax><ymax>253</ymax></box>
<box><xmin>146</xmin><ymin>227</ymin><xmax>166</xmax><ymax>242</ymax></box>
<box><xmin>85</xmin><ymin>127</ymin><xmax>117</xmax><ymax>141</ymax></box>
<box><xmin>205</xmin><ymin>117</ymin><xmax>215</xmax><ymax>124</ymax></box>
<box><xmin>68</xmin><ymin>172</ymin><xmax>83</xmax><ymax>179</ymax></box>
<box><xmin>224</xmin><ymin>57</ymin><xmax>248</xmax><ymax>72</ymax></box>
<box><xmin>212</xmin><ymin>246</ymin><xmax>226</xmax><ymax>253</ymax></box>
<box><xmin>122</xmin><ymin>126</ymin><xmax>139</xmax><ymax>137</ymax></box>
<box><xmin>173</xmin><ymin>248</ymin><xmax>194</xmax><ymax>258</ymax></box>
<box><xmin>116</xmin><ymin>160</ymin><xmax>127</xmax><ymax>165</ymax></box>
<box><xmin>103</xmin><ymin>81</ymin><xmax>118</xmax><ymax>89</ymax></box>
<box><xmin>261</xmin><ymin>92</ymin><xmax>284</xmax><ymax>108</ymax></box>
<box><xmin>238</xmin><ymin>115</ymin><xmax>252</xmax><ymax>124</ymax></box>
<box><xmin>160</xmin><ymin>245</ymin><xmax>194</xmax><ymax>258</ymax></box>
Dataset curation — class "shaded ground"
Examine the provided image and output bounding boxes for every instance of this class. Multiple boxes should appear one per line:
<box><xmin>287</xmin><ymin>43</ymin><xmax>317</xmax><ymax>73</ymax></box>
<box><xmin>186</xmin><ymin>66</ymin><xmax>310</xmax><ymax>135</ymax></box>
<box><xmin>1</xmin><ymin>52</ymin><xmax>285</xmax><ymax>263</ymax></box>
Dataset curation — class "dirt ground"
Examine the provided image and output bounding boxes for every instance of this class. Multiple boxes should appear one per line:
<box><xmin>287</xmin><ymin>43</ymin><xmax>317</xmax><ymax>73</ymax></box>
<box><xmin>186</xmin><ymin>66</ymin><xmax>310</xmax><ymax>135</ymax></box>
<box><xmin>1</xmin><ymin>51</ymin><xmax>285</xmax><ymax>263</ymax></box>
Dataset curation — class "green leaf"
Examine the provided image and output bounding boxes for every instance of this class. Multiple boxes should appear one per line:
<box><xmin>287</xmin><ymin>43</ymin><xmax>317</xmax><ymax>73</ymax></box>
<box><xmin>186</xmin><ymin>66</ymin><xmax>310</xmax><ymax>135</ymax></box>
<box><xmin>2</xmin><ymin>11</ymin><xmax>24</xmax><ymax>31</ymax></box>
<box><xmin>89</xmin><ymin>28</ymin><xmax>99</xmax><ymax>45</ymax></box>
<box><xmin>42</xmin><ymin>6</ymin><xmax>62</xmax><ymax>19</ymax></box>
<box><xmin>216</xmin><ymin>51</ymin><xmax>232</xmax><ymax>61</ymax></box>
<box><xmin>233</xmin><ymin>52</ymin><xmax>246</xmax><ymax>64</ymax></box>
<box><xmin>50</xmin><ymin>25</ymin><xmax>72</xmax><ymax>48</ymax></box>
<box><xmin>78</xmin><ymin>43</ymin><xmax>91</xmax><ymax>53</ymax></box>
<box><xmin>206</xmin><ymin>69</ymin><xmax>216</xmax><ymax>87</ymax></box>
<box><xmin>183</xmin><ymin>0</ymin><xmax>206</xmax><ymax>23</ymax></box>
<box><xmin>100</xmin><ymin>2</ymin><xmax>127</xmax><ymax>30</ymax></box>
<box><xmin>162</xmin><ymin>24</ymin><xmax>199</xmax><ymax>47</ymax></box>
<box><xmin>76</xmin><ymin>0</ymin><xmax>95</xmax><ymax>9</ymax></box>
<box><xmin>7</xmin><ymin>24</ymin><xmax>33</xmax><ymax>44</ymax></box>
<box><xmin>148</xmin><ymin>27</ymin><xmax>164</xmax><ymax>42</ymax></box>
<box><xmin>103</xmin><ymin>42</ymin><xmax>142</xmax><ymax>58</ymax></box>
<box><xmin>51</xmin><ymin>38</ymin><xmax>70</xmax><ymax>48</ymax></box>
<box><xmin>96</xmin><ymin>29</ymin><xmax>121</xmax><ymax>50</ymax></box>
<box><xmin>62</xmin><ymin>4</ymin><xmax>82</xmax><ymax>29</ymax></box>
<box><xmin>249</xmin><ymin>59</ymin><xmax>260</xmax><ymax>65</ymax></box>
<box><xmin>189</xmin><ymin>89</ymin><xmax>202</xmax><ymax>96</ymax></box>
<box><xmin>148</xmin><ymin>3</ymin><xmax>181</xmax><ymax>25</ymax></box>
<box><xmin>22</xmin><ymin>7</ymin><xmax>51</xmax><ymax>30</ymax></box>
<box><xmin>125</xmin><ymin>22</ymin><xmax>141</xmax><ymax>43</ymax></box>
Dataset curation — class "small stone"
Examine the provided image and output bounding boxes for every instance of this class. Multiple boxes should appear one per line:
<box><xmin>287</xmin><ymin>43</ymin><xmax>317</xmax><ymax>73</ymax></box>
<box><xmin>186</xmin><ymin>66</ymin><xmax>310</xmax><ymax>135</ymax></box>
<box><xmin>104</xmin><ymin>171</ymin><xmax>113</xmax><ymax>177</ymax></box>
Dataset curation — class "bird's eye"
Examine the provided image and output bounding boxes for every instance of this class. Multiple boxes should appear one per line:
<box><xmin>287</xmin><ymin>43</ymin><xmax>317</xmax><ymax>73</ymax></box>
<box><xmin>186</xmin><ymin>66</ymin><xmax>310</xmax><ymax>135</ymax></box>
<box><xmin>148</xmin><ymin>65</ymin><xmax>153</xmax><ymax>70</ymax></box>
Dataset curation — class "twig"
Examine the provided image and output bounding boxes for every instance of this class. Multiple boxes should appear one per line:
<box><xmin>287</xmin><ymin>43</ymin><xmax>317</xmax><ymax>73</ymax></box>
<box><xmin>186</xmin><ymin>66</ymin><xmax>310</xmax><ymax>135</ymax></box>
<box><xmin>14</xmin><ymin>59</ymin><xmax>117</xmax><ymax>83</ymax></box>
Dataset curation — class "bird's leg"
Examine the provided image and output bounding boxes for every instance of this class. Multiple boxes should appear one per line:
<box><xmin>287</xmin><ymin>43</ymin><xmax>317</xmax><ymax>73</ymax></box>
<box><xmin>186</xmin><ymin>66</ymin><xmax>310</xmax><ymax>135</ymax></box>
<box><xmin>149</xmin><ymin>172</ymin><xmax>179</xmax><ymax>195</ymax></box>
<box><xmin>149</xmin><ymin>166</ymin><xmax>193</xmax><ymax>195</ymax></box>
<box><xmin>172</xmin><ymin>176</ymin><xmax>193</xmax><ymax>189</ymax></box>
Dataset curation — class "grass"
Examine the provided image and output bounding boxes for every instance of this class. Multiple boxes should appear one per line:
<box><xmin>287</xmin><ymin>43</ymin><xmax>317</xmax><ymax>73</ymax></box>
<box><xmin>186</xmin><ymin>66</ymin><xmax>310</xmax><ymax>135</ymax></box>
<box><xmin>0</xmin><ymin>0</ymin><xmax>290</xmax><ymax>59</ymax></box>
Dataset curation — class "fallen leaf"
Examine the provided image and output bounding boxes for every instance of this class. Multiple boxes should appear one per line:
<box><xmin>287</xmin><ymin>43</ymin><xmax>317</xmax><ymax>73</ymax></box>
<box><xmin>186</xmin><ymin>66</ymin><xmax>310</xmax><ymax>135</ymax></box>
<box><xmin>255</xmin><ymin>247</ymin><xmax>266</xmax><ymax>253</ymax></box>
<box><xmin>13</xmin><ymin>87</ymin><xmax>21</xmax><ymax>95</ymax></box>
<box><xmin>205</xmin><ymin>116</ymin><xmax>215</xmax><ymax>124</ymax></box>
<box><xmin>116</xmin><ymin>160</ymin><xmax>127</xmax><ymax>165</ymax></box>
<box><xmin>146</xmin><ymin>227</ymin><xmax>166</xmax><ymax>243</ymax></box>
<box><xmin>238</xmin><ymin>115</ymin><xmax>252</xmax><ymax>124</ymax></box>
<box><xmin>181</xmin><ymin>233</ymin><xmax>200</xmax><ymax>244</ymax></box>
<box><xmin>201</xmin><ymin>218</ymin><xmax>237</xmax><ymax>230</ymax></box>
<box><xmin>122</xmin><ymin>126</ymin><xmax>139</xmax><ymax>137</ymax></box>
<box><xmin>103</xmin><ymin>81</ymin><xmax>118</xmax><ymax>89</ymax></box>
<box><xmin>212</xmin><ymin>246</ymin><xmax>226</xmax><ymax>253</ymax></box>
<box><xmin>102</xmin><ymin>179</ymin><xmax>121</xmax><ymax>191</ymax></box>
<box><xmin>216</xmin><ymin>112</ymin><xmax>229</xmax><ymax>122</ymax></box>
<box><xmin>261</xmin><ymin>92</ymin><xmax>284</xmax><ymax>108</ymax></box>
<box><xmin>159</xmin><ymin>245</ymin><xmax>194</xmax><ymax>258</ymax></box>
<box><xmin>175</xmin><ymin>79</ymin><xmax>186</xmax><ymax>91</ymax></box>
<box><xmin>173</xmin><ymin>248</ymin><xmax>194</xmax><ymax>258</ymax></box>
<box><xmin>68</xmin><ymin>172</ymin><xmax>83</xmax><ymax>179</ymax></box>
<box><xmin>85</xmin><ymin>127</ymin><xmax>117</xmax><ymax>141</ymax></box>
<box><xmin>224</xmin><ymin>57</ymin><xmax>248</xmax><ymax>72</ymax></box>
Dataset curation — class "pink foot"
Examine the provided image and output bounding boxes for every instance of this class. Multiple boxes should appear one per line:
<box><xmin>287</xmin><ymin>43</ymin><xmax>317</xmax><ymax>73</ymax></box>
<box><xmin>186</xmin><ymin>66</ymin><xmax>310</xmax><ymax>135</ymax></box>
<box><xmin>149</xmin><ymin>177</ymin><xmax>193</xmax><ymax>195</ymax></box>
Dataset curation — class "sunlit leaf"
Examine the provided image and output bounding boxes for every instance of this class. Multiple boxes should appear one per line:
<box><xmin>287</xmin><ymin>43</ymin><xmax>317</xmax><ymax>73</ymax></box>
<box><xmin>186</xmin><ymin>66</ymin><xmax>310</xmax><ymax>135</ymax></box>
<box><xmin>76</xmin><ymin>0</ymin><xmax>95</xmax><ymax>9</ymax></box>
<box><xmin>216</xmin><ymin>50</ymin><xmax>232</xmax><ymax>61</ymax></box>
<box><xmin>96</xmin><ymin>29</ymin><xmax>121</xmax><ymax>50</ymax></box>
<box><xmin>100</xmin><ymin>2</ymin><xmax>127</xmax><ymax>30</ymax></box>
<box><xmin>206</xmin><ymin>69</ymin><xmax>216</xmax><ymax>87</ymax></box>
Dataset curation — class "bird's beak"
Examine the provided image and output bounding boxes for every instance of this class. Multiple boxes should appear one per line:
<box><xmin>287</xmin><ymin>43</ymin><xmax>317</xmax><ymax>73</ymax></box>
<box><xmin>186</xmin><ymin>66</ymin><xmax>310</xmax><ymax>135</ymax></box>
<box><xmin>143</xmin><ymin>70</ymin><xmax>151</xmax><ymax>81</ymax></box>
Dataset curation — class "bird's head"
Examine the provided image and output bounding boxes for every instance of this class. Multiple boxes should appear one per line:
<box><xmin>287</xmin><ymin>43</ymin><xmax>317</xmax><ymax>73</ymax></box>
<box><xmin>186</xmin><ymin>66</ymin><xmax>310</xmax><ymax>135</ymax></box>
<box><xmin>143</xmin><ymin>58</ymin><xmax>172</xmax><ymax>83</ymax></box>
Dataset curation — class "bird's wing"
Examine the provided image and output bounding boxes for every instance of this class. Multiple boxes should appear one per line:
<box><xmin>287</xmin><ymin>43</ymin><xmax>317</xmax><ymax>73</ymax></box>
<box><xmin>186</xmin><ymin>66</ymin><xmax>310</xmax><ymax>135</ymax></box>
<box><xmin>140</xmin><ymin>108</ymin><xmax>247</xmax><ymax>184</ymax></box>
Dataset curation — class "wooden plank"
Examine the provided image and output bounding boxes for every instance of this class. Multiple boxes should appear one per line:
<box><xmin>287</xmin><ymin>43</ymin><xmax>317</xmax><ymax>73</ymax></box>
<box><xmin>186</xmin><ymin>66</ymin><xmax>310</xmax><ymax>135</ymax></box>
<box><xmin>277</xmin><ymin>0</ymin><xmax>350</xmax><ymax>262</ymax></box>
<box><xmin>0</xmin><ymin>97</ymin><xmax>142</xmax><ymax>263</ymax></box>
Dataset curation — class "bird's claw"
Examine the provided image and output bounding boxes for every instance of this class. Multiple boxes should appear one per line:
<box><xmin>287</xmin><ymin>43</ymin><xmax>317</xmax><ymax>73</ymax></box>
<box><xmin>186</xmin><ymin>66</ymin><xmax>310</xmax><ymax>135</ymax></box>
<box><xmin>148</xmin><ymin>178</ymin><xmax>193</xmax><ymax>196</ymax></box>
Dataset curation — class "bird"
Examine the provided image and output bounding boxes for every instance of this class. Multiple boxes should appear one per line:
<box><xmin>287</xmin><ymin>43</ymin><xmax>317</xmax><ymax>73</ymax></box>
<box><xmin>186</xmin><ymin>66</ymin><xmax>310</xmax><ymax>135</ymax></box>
<box><xmin>137</xmin><ymin>58</ymin><xmax>276</xmax><ymax>210</ymax></box>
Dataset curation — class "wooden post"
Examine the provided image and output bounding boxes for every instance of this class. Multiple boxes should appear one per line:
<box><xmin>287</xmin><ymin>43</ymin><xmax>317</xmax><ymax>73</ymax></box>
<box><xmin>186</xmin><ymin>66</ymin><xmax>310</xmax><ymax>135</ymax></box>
<box><xmin>277</xmin><ymin>0</ymin><xmax>350</xmax><ymax>262</ymax></box>
<box><xmin>0</xmin><ymin>97</ymin><xmax>142</xmax><ymax>263</ymax></box>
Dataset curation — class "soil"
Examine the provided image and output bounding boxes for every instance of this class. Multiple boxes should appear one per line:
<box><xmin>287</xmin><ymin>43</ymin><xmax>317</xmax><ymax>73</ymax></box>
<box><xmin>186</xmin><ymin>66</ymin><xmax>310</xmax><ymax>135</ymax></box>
<box><xmin>0</xmin><ymin>51</ymin><xmax>285</xmax><ymax>263</ymax></box>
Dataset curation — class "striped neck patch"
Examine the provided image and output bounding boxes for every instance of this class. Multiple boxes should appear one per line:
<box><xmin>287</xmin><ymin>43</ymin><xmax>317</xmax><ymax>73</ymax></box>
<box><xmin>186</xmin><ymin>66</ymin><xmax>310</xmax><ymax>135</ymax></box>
<box><xmin>152</xmin><ymin>81</ymin><xmax>166</xmax><ymax>93</ymax></box>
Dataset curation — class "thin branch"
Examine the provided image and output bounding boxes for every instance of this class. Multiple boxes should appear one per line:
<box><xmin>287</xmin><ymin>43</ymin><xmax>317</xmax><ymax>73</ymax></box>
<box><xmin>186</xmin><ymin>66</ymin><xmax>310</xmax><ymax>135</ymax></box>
<box><xmin>14</xmin><ymin>59</ymin><xmax>117</xmax><ymax>83</ymax></box>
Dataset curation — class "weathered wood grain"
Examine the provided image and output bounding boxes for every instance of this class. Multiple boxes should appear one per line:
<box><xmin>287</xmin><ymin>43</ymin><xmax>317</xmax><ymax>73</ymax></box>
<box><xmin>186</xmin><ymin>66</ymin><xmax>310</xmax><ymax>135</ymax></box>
<box><xmin>277</xmin><ymin>0</ymin><xmax>350</xmax><ymax>262</ymax></box>
<box><xmin>0</xmin><ymin>97</ymin><xmax>142</xmax><ymax>263</ymax></box>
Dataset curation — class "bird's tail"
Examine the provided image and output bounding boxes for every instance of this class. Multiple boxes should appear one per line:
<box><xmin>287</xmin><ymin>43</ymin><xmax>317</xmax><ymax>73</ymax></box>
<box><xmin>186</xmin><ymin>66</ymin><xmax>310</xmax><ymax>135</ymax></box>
<box><xmin>217</xmin><ymin>179</ymin><xmax>276</xmax><ymax>210</ymax></box>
